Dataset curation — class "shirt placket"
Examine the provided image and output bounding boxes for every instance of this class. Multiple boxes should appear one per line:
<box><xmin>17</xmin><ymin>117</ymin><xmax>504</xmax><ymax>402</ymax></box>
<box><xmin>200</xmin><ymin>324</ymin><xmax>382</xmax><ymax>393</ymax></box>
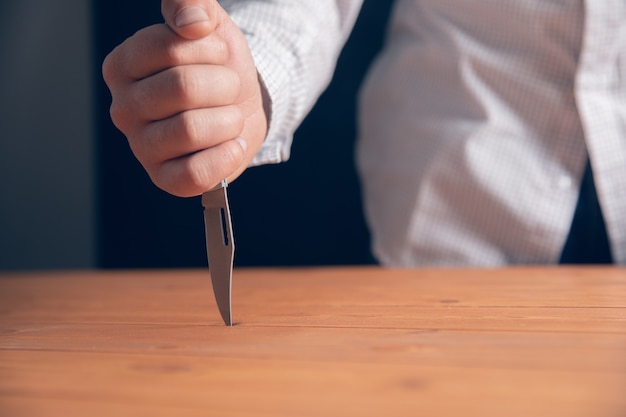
<box><xmin>575</xmin><ymin>1</ymin><xmax>626</xmax><ymax>262</ymax></box>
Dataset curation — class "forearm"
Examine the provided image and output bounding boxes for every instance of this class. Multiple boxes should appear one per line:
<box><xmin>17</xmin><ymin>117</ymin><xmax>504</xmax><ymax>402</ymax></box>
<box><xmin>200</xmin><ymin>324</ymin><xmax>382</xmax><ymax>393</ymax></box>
<box><xmin>219</xmin><ymin>0</ymin><xmax>364</xmax><ymax>165</ymax></box>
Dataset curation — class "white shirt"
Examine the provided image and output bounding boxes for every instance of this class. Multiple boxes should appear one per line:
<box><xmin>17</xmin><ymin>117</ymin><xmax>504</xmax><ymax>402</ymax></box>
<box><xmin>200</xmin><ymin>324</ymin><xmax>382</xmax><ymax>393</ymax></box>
<box><xmin>221</xmin><ymin>0</ymin><xmax>626</xmax><ymax>266</ymax></box>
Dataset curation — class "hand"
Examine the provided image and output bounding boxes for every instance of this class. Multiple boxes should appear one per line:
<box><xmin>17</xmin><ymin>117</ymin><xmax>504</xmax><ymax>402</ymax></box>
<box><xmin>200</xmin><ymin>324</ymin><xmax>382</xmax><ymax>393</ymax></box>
<box><xmin>102</xmin><ymin>0</ymin><xmax>267</xmax><ymax>197</ymax></box>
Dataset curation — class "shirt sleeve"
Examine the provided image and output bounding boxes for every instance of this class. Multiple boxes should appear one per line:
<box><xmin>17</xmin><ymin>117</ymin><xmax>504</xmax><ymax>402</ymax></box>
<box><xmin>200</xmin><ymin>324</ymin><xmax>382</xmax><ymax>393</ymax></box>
<box><xmin>218</xmin><ymin>0</ymin><xmax>364</xmax><ymax>165</ymax></box>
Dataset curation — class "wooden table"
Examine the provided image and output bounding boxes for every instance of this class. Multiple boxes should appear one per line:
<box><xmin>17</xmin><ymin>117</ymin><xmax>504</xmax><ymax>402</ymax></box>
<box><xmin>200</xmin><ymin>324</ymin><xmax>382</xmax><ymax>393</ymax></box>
<box><xmin>1</xmin><ymin>267</ymin><xmax>625</xmax><ymax>417</ymax></box>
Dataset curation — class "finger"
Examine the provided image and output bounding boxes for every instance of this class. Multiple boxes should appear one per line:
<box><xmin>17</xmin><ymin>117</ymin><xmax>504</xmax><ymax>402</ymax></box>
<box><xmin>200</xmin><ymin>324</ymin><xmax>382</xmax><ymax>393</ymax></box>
<box><xmin>151</xmin><ymin>137</ymin><xmax>248</xmax><ymax>197</ymax></box>
<box><xmin>132</xmin><ymin>105</ymin><xmax>244</xmax><ymax>165</ymax></box>
<box><xmin>125</xmin><ymin>64</ymin><xmax>241</xmax><ymax>122</ymax></box>
<box><xmin>105</xmin><ymin>25</ymin><xmax>229</xmax><ymax>85</ymax></box>
<box><xmin>161</xmin><ymin>0</ymin><xmax>223</xmax><ymax>40</ymax></box>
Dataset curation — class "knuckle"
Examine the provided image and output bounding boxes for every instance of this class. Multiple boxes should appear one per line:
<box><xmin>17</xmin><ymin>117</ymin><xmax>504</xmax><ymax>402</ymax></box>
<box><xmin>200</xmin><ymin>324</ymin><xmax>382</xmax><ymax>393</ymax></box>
<box><xmin>101</xmin><ymin>55</ymin><xmax>114</xmax><ymax>85</ymax></box>
<box><xmin>150</xmin><ymin>163</ymin><xmax>194</xmax><ymax>198</ymax></box>
<box><xmin>176</xmin><ymin>111</ymin><xmax>201</xmax><ymax>144</ymax></box>
<box><xmin>223</xmin><ymin>69</ymin><xmax>242</xmax><ymax>101</ymax></box>
<box><xmin>211</xmin><ymin>68</ymin><xmax>241</xmax><ymax>104</ymax></box>
<box><xmin>127</xmin><ymin>132</ymin><xmax>153</xmax><ymax>166</ymax></box>
<box><xmin>170</xmin><ymin>67</ymin><xmax>197</xmax><ymax>103</ymax></box>
<box><xmin>149</xmin><ymin>139</ymin><xmax>246</xmax><ymax>198</ymax></box>
<box><xmin>180</xmin><ymin>157</ymin><xmax>212</xmax><ymax>193</ymax></box>
<box><xmin>101</xmin><ymin>47</ymin><xmax>123</xmax><ymax>86</ymax></box>
<box><xmin>183</xmin><ymin>144</ymin><xmax>244</xmax><ymax>194</ymax></box>
<box><xmin>164</xmin><ymin>41</ymin><xmax>187</xmax><ymax>66</ymax></box>
<box><xmin>109</xmin><ymin>99</ymin><xmax>131</xmax><ymax>132</ymax></box>
<box><xmin>148</xmin><ymin>167</ymin><xmax>176</xmax><ymax>195</ymax></box>
<box><xmin>222</xmin><ymin>105</ymin><xmax>245</xmax><ymax>134</ymax></box>
<box><xmin>102</xmin><ymin>39</ymin><xmax>133</xmax><ymax>87</ymax></box>
<box><xmin>168</xmin><ymin>66</ymin><xmax>242</xmax><ymax>108</ymax></box>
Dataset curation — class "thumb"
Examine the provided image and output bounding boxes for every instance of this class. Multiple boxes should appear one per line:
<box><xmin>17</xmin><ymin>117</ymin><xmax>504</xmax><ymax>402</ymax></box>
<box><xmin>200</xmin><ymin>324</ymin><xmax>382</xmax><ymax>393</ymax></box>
<box><xmin>161</xmin><ymin>0</ymin><xmax>222</xmax><ymax>39</ymax></box>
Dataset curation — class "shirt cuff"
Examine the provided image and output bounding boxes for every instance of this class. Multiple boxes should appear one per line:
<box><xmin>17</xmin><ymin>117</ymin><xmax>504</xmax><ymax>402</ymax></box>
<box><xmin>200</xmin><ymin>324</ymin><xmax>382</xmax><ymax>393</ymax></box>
<box><xmin>244</xmin><ymin>33</ymin><xmax>295</xmax><ymax>167</ymax></box>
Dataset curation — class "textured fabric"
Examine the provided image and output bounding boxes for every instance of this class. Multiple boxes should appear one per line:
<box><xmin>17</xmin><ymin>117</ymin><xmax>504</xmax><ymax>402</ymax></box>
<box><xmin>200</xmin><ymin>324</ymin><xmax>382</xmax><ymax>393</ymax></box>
<box><xmin>219</xmin><ymin>0</ymin><xmax>363</xmax><ymax>164</ymax></box>
<box><xmin>223</xmin><ymin>0</ymin><xmax>626</xmax><ymax>266</ymax></box>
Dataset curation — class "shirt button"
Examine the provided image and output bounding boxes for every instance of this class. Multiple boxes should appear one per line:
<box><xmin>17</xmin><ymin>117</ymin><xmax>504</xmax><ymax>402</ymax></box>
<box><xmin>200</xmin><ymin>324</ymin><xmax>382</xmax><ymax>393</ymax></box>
<box><xmin>556</xmin><ymin>175</ymin><xmax>573</xmax><ymax>190</ymax></box>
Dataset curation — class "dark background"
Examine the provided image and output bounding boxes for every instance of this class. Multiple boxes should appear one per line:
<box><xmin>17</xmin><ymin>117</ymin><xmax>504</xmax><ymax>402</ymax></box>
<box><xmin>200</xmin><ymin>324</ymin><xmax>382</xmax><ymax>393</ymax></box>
<box><xmin>93</xmin><ymin>1</ymin><xmax>394</xmax><ymax>268</ymax></box>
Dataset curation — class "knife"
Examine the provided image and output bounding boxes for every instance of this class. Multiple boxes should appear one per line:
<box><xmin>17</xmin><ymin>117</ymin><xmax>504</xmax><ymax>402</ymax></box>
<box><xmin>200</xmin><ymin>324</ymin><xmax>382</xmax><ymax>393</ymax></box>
<box><xmin>202</xmin><ymin>179</ymin><xmax>234</xmax><ymax>326</ymax></box>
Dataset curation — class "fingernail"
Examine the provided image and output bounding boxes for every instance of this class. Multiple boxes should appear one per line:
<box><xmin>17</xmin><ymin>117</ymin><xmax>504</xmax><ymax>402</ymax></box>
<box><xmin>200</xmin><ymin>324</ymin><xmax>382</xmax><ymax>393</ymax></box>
<box><xmin>175</xmin><ymin>7</ymin><xmax>209</xmax><ymax>27</ymax></box>
<box><xmin>235</xmin><ymin>137</ymin><xmax>248</xmax><ymax>153</ymax></box>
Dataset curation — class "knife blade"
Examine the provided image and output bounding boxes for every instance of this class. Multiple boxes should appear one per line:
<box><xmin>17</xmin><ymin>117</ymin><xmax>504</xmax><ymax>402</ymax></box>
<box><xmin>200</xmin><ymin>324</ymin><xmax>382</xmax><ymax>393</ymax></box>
<box><xmin>202</xmin><ymin>179</ymin><xmax>234</xmax><ymax>326</ymax></box>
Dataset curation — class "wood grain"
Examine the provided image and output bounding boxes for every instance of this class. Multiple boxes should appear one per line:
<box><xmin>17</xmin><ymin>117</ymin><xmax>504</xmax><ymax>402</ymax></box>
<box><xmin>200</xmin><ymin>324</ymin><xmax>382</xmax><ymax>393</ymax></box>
<box><xmin>1</xmin><ymin>267</ymin><xmax>625</xmax><ymax>417</ymax></box>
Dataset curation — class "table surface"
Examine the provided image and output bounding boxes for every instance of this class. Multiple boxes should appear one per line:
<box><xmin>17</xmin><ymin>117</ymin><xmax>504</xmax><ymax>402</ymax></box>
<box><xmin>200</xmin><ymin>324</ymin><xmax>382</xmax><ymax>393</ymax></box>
<box><xmin>1</xmin><ymin>267</ymin><xmax>625</xmax><ymax>417</ymax></box>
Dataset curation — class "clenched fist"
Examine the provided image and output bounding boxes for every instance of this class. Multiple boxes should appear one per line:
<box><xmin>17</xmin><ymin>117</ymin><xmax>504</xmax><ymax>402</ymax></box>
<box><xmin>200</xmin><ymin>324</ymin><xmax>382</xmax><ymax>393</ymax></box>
<box><xmin>102</xmin><ymin>0</ymin><xmax>267</xmax><ymax>197</ymax></box>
